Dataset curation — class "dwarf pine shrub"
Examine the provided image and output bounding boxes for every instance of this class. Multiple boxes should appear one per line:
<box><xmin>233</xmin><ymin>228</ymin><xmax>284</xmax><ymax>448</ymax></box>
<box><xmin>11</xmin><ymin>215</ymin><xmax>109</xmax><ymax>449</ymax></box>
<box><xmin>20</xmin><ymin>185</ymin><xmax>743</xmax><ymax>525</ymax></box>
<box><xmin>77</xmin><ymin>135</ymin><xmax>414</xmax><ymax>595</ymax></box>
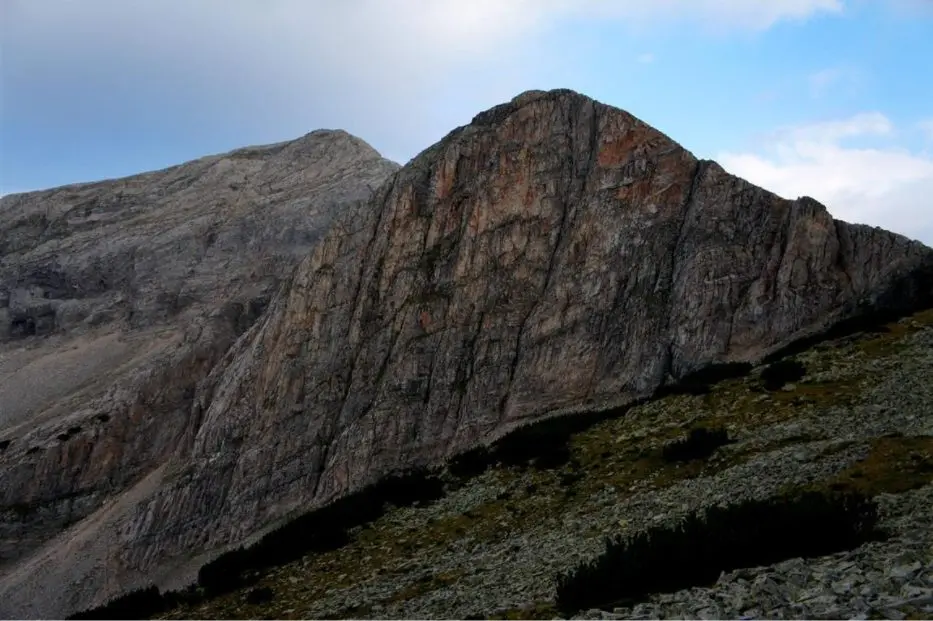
<box><xmin>760</xmin><ymin>359</ymin><xmax>807</xmax><ymax>391</ymax></box>
<box><xmin>555</xmin><ymin>490</ymin><xmax>883</xmax><ymax>615</ymax></box>
<box><xmin>661</xmin><ymin>426</ymin><xmax>733</xmax><ymax>463</ymax></box>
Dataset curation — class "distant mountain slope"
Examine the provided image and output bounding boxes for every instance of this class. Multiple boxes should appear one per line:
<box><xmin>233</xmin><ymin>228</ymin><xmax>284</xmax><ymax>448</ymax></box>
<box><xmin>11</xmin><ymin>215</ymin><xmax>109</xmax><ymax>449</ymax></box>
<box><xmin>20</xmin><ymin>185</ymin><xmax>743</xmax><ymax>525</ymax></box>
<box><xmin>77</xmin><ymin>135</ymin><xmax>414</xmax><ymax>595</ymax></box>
<box><xmin>2</xmin><ymin>89</ymin><xmax>931</xmax><ymax>619</ymax></box>
<box><xmin>0</xmin><ymin>129</ymin><xmax>398</xmax><ymax>348</ymax></box>
<box><xmin>0</xmin><ymin>130</ymin><xmax>399</xmax><ymax>587</ymax></box>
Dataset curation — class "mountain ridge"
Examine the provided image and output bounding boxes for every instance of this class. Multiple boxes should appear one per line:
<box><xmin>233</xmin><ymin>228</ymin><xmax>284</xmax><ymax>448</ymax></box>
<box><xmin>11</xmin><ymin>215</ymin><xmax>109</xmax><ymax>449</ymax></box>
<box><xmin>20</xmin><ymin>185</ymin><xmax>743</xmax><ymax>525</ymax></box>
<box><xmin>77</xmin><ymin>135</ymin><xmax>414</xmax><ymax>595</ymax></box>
<box><xmin>1</xmin><ymin>88</ymin><xmax>931</xmax><ymax>619</ymax></box>
<box><xmin>0</xmin><ymin>129</ymin><xmax>383</xmax><ymax>199</ymax></box>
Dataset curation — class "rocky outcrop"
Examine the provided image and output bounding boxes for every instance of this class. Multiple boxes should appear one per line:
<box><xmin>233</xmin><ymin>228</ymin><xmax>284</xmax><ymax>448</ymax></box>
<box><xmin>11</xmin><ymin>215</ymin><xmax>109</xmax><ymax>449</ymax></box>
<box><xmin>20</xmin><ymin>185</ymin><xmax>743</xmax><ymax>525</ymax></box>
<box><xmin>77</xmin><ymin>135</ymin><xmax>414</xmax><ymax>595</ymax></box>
<box><xmin>0</xmin><ymin>131</ymin><xmax>398</xmax><ymax>584</ymax></box>
<box><xmin>2</xmin><ymin>89</ymin><xmax>931</xmax><ymax>619</ymax></box>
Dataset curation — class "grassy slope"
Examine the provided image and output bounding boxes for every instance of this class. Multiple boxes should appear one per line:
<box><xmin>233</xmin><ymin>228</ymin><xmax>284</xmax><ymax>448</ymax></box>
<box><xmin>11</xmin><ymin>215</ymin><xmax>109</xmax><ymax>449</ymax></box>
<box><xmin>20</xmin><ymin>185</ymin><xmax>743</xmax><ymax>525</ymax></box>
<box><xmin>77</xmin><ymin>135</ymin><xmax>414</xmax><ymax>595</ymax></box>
<box><xmin>156</xmin><ymin>308</ymin><xmax>933</xmax><ymax>620</ymax></box>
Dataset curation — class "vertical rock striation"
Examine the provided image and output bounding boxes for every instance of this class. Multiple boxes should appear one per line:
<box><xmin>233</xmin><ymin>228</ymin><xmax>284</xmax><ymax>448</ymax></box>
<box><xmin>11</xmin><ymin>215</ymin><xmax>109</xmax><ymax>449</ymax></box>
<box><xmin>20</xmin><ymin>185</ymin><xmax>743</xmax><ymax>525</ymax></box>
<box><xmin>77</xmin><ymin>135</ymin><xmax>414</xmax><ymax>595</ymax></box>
<box><xmin>2</xmin><ymin>89</ymin><xmax>931</xmax><ymax>618</ymax></box>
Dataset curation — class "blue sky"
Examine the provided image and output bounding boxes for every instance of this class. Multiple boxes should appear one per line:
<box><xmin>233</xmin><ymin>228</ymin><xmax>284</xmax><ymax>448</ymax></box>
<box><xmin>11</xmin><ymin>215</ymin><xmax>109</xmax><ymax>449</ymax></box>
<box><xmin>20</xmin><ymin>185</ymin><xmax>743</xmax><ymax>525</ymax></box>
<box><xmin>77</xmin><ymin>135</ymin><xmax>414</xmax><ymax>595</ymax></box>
<box><xmin>2</xmin><ymin>0</ymin><xmax>932</xmax><ymax>243</ymax></box>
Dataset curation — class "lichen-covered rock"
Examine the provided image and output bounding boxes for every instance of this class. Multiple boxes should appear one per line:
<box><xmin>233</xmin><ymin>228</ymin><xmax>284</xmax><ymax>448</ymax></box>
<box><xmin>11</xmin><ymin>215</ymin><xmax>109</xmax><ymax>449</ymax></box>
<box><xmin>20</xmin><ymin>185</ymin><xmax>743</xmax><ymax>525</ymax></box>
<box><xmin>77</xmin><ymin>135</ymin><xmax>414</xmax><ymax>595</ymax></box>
<box><xmin>2</xmin><ymin>89</ymin><xmax>931</xmax><ymax>619</ymax></box>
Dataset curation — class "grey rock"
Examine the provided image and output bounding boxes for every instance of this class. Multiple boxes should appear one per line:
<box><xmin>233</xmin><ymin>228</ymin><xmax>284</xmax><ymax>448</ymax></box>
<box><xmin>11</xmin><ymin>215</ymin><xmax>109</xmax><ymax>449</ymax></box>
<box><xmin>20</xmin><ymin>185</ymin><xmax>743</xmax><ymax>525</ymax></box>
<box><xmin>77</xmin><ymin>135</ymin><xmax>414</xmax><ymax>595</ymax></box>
<box><xmin>696</xmin><ymin>603</ymin><xmax>723</xmax><ymax>619</ymax></box>
<box><xmin>889</xmin><ymin>561</ymin><xmax>923</xmax><ymax>580</ymax></box>
<box><xmin>3</xmin><ymin>88</ymin><xmax>933</xmax><ymax>618</ymax></box>
<box><xmin>594</xmin><ymin>483</ymin><xmax>933</xmax><ymax>621</ymax></box>
<box><xmin>0</xmin><ymin>130</ymin><xmax>398</xmax><ymax>613</ymax></box>
<box><xmin>900</xmin><ymin>585</ymin><xmax>933</xmax><ymax>600</ymax></box>
<box><xmin>120</xmin><ymin>91</ymin><xmax>932</xmax><ymax>616</ymax></box>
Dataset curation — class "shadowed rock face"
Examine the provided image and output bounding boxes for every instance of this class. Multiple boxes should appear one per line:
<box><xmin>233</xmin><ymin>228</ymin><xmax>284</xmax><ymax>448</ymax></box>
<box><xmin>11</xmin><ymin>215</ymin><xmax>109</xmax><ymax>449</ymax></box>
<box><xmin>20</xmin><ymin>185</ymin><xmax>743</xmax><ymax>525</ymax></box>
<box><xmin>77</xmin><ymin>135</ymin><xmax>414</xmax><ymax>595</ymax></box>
<box><xmin>0</xmin><ymin>131</ymin><xmax>399</xmax><ymax>599</ymax></box>
<box><xmin>2</xmin><ymin>89</ymin><xmax>932</xmax><ymax>618</ymax></box>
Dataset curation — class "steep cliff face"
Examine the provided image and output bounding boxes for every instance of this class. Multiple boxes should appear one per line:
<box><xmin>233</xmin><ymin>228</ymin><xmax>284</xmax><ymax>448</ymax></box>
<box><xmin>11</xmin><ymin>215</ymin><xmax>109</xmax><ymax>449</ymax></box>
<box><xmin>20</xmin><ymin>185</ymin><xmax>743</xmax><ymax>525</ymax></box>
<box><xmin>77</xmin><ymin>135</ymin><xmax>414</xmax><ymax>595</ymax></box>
<box><xmin>139</xmin><ymin>89</ymin><xmax>931</xmax><ymax>561</ymax></box>
<box><xmin>2</xmin><ymin>89</ymin><xmax>931</xmax><ymax>618</ymax></box>
<box><xmin>0</xmin><ymin>131</ymin><xmax>399</xmax><ymax>581</ymax></box>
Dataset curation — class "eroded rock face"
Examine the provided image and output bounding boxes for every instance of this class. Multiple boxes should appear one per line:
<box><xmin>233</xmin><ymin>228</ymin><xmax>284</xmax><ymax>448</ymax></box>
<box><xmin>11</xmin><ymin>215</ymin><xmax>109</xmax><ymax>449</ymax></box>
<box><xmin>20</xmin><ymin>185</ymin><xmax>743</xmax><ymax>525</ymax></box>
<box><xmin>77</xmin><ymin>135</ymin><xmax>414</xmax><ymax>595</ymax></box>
<box><xmin>0</xmin><ymin>130</ymin><xmax>398</xmax><ymax>348</ymax></box>
<box><xmin>0</xmin><ymin>131</ymin><xmax>398</xmax><ymax>589</ymax></box>
<box><xmin>2</xmin><ymin>89</ymin><xmax>931</xmax><ymax>618</ymax></box>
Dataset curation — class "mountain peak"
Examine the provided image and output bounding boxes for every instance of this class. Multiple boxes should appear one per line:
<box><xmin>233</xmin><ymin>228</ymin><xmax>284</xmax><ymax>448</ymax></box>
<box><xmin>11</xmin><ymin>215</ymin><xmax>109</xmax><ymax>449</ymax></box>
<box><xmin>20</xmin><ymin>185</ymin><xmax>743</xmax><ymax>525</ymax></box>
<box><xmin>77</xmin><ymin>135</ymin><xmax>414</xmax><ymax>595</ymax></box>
<box><xmin>4</xmin><ymin>89</ymin><xmax>932</xmax><ymax>619</ymax></box>
<box><xmin>59</xmin><ymin>85</ymin><xmax>928</xmax><ymax>615</ymax></box>
<box><xmin>470</xmin><ymin>87</ymin><xmax>588</xmax><ymax>127</ymax></box>
<box><xmin>295</xmin><ymin>128</ymin><xmax>380</xmax><ymax>153</ymax></box>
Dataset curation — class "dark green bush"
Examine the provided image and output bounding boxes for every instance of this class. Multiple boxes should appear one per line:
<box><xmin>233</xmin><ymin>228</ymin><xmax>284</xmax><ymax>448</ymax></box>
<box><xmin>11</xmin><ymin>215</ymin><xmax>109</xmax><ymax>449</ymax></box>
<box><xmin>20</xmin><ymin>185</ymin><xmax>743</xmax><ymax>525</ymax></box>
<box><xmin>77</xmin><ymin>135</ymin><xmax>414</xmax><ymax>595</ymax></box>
<box><xmin>444</xmin><ymin>411</ymin><xmax>613</xmax><ymax>479</ymax></box>
<box><xmin>448</xmin><ymin>445</ymin><xmax>493</xmax><ymax>479</ymax></box>
<box><xmin>655</xmin><ymin>362</ymin><xmax>753</xmax><ymax>398</ymax></box>
<box><xmin>245</xmin><ymin>586</ymin><xmax>274</xmax><ymax>605</ymax></box>
<box><xmin>197</xmin><ymin>466</ymin><xmax>446</xmax><ymax>597</ymax></box>
<box><xmin>491</xmin><ymin>420</ymin><xmax>577</xmax><ymax>470</ymax></box>
<box><xmin>377</xmin><ymin>466</ymin><xmax>446</xmax><ymax>507</ymax></box>
<box><xmin>760</xmin><ymin>359</ymin><xmax>807</xmax><ymax>391</ymax></box>
<box><xmin>558</xmin><ymin>469</ymin><xmax>585</xmax><ymax>489</ymax></box>
<box><xmin>67</xmin><ymin>586</ymin><xmax>168</xmax><ymax>620</ymax></box>
<box><xmin>67</xmin><ymin>585</ymin><xmax>203</xmax><ymax>619</ymax></box>
<box><xmin>160</xmin><ymin>585</ymin><xmax>205</xmax><ymax>610</ymax></box>
<box><xmin>489</xmin><ymin>404</ymin><xmax>636</xmax><ymax>471</ymax></box>
<box><xmin>68</xmin><ymin>586</ymin><xmax>163</xmax><ymax>620</ymax></box>
<box><xmin>661</xmin><ymin>427</ymin><xmax>733</xmax><ymax>463</ymax></box>
<box><xmin>446</xmin><ymin>363</ymin><xmax>753</xmax><ymax>481</ymax></box>
<box><xmin>198</xmin><ymin>546</ymin><xmax>258</xmax><ymax>596</ymax></box>
<box><xmin>554</xmin><ymin>490</ymin><xmax>884</xmax><ymax>615</ymax></box>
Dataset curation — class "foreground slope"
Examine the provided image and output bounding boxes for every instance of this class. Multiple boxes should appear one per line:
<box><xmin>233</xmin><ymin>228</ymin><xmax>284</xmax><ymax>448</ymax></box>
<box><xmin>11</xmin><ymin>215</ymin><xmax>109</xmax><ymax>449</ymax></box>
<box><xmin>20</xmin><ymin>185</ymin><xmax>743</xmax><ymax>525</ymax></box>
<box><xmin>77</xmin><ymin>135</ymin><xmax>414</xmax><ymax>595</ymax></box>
<box><xmin>5</xmin><ymin>89</ymin><xmax>933</xmax><ymax>618</ymax></box>
<box><xmin>163</xmin><ymin>307</ymin><xmax>933</xmax><ymax>619</ymax></box>
<box><xmin>0</xmin><ymin>131</ymin><xmax>399</xmax><ymax>598</ymax></box>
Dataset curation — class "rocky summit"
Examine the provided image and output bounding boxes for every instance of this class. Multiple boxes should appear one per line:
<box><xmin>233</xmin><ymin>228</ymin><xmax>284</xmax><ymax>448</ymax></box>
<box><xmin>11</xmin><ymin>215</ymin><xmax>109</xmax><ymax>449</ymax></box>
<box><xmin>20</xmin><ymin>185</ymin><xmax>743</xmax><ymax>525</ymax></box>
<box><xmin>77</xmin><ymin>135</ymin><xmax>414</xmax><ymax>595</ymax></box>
<box><xmin>1</xmin><ymin>88</ymin><xmax>932</xmax><ymax>619</ymax></box>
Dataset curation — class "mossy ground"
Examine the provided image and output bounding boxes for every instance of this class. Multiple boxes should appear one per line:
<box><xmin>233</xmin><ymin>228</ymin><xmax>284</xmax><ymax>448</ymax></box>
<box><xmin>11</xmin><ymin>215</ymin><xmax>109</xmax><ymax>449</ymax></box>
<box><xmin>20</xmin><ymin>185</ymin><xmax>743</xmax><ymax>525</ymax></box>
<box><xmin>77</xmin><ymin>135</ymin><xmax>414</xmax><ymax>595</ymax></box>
<box><xmin>801</xmin><ymin>435</ymin><xmax>933</xmax><ymax>497</ymax></box>
<box><xmin>156</xmin><ymin>308</ymin><xmax>933</xmax><ymax>620</ymax></box>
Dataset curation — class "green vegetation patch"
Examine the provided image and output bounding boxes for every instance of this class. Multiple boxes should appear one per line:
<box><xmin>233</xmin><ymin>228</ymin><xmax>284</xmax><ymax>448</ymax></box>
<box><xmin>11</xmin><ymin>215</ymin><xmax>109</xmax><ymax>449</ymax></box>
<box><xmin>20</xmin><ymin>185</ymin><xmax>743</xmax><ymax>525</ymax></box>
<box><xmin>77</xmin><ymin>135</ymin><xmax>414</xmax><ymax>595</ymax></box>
<box><xmin>554</xmin><ymin>490</ymin><xmax>884</xmax><ymax>616</ymax></box>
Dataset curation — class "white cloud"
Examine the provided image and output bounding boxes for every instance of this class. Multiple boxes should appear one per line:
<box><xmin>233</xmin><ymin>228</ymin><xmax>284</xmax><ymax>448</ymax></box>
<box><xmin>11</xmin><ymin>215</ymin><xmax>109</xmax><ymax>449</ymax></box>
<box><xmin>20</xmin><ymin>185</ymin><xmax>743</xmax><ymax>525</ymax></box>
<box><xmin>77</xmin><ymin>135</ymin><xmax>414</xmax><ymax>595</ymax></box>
<box><xmin>402</xmin><ymin>0</ymin><xmax>846</xmax><ymax>36</ymax></box>
<box><xmin>550</xmin><ymin>0</ymin><xmax>843</xmax><ymax>31</ymax></box>
<box><xmin>1</xmin><ymin>0</ymin><xmax>850</xmax><ymax>175</ymax></box>
<box><xmin>637</xmin><ymin>52</ymin><xmax>656</xmax><ymax>64</ymax></box>
<box><xmin>718</xmin><ymin>114</ymin><xmax>933</xmax><ymax>246</ymax></box>
<box><xmin>4</xmin><ymin>1</ymin><xmax>846</xmax><ymax>76</ymax></box>
<box><xmin>808</xmin><ymin>66</ymin><xmax>864</xmax><ymax>98</ymax></box>
<box><xmin>783</xmin><ymin>112</ymin><xmax>893</xmax><ymax>143</ymax></box>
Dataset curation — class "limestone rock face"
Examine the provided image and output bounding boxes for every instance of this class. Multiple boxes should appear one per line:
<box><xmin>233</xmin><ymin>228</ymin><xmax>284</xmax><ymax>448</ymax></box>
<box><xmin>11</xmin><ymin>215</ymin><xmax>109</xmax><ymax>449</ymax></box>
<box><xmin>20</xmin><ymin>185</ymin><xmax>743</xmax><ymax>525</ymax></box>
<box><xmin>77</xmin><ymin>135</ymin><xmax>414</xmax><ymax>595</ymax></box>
<box><xmin>0</xmin><ymin>130</ymin><xmax>399</xmax><ymax>596</ymax></box>
<box><xmin>2</xmin><ymin>89</ymin><xmax>931</xmax><ymax>619</ymax></box>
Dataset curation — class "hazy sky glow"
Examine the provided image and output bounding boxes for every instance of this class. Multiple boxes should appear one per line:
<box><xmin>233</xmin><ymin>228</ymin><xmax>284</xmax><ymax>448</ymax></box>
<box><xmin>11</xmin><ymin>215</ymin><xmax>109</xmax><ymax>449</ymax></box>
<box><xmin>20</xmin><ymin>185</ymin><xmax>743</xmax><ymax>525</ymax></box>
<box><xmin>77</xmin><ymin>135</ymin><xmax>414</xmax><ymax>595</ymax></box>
<box><xmin>1</xmin><ymin>0</ymin><xmax>931</xmax><ymax>243</ymax></box>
